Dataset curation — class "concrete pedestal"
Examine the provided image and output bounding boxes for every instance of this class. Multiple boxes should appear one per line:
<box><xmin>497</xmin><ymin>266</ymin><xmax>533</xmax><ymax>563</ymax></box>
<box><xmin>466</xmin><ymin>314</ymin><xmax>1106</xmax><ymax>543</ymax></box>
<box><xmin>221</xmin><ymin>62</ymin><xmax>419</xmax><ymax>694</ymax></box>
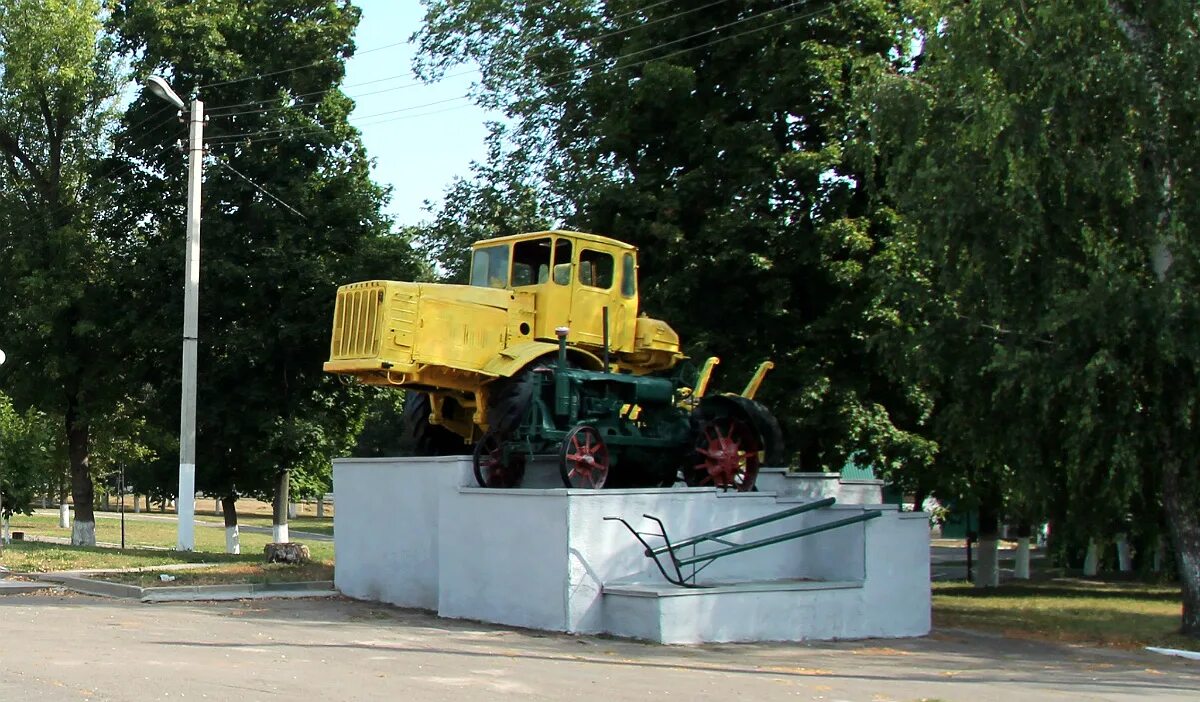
<box><xmin>334</xmin><ymin>457</ymin><xmax>930</xmax><ymax>643</ymax></box>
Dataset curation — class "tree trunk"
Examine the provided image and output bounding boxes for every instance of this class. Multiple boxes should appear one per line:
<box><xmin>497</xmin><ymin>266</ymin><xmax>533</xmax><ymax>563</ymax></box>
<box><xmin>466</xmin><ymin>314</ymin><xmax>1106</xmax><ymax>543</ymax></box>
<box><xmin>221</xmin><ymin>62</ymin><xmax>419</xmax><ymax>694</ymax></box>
<box><xmin>272</xmin><ymin>469</ymin><xmax>290</xmax><ymax>543</ymax></box>
<box><xmin>58</xmin><ymin>501</ymin><xmax>70</xmax><ymax>528</ymax></box>
<box><xmin>1084</xmin><ymin>539</ymin><xmax>1101</xmax><ymax>576</ymax></box>
<box><xmin>975</xmin><ymin>503</ymin><xmax>1001</xmax><ymax>588</ymax></box>
<box><xmin>0</xmin><ymin>490</ymin><xmax>5</xmax><ymax>555</ymax></box>
<box><xmin>66</xmin><ymin>397</ymin><xmax>95</xmax><ymax>546</ymax></box>
<box><xmin>133</xmin><ymin>494</ymin><xmax>140</xmax><ymax>513</ymax></box>
<box><xmin>316</xmin><ymin>497</ymin><xmax>325</xmax><ymax>519</ymax></box>
<box><xmin>1116</xmin><ymin>533</ymin><xmax>1133</xmax><ymax>572</ymax></box>
<box><xmin>222</xmin><ymin>495</ymin><xmax>240</xmax><ymax>555</ymax></box>
<box><xmin>1014</xmin><ymin>522</ymin><xmax>1032</xmax><ymax>580</ymax></box>
<box><xmin>1162</xmin><ymin>461</ymin><xmax>1200</xmax><ymax>637</ymax></box>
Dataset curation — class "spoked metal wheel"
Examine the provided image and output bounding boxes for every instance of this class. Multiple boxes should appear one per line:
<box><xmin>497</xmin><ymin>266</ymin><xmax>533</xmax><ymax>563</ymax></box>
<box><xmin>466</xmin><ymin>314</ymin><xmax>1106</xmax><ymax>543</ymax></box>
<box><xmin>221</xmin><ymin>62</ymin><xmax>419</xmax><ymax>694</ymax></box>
<box><xmin>688</xmin><ymin>416</ymin><xmax>761</xmax><ymax>491</ymax></box>
<box><xmin>473</xmin><ymin>432</ymin><xmax>526</xmax><ymax>488</ymax></box>
<box><xmin>559</xmin><ymin>425</ymin><xmax>610</xmax><ymax>489</ymax></box>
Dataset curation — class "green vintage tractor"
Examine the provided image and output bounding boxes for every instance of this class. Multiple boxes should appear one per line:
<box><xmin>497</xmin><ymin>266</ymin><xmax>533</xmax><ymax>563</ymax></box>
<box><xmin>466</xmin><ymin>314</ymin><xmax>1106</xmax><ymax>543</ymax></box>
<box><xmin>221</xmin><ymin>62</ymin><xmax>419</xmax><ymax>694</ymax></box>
<box><xmin>324</xmin><ymin>230</ymin><xmax>783</xmax><ymax>490</ymax></box>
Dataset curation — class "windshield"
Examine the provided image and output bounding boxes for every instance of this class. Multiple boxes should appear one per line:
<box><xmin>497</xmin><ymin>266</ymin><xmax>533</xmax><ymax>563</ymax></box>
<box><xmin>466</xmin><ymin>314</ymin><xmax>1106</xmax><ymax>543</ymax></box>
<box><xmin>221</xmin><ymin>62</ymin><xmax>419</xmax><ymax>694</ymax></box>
<box><xmin>470</xmin><ymin>244</ymin><xmax>510</xmax><ymax>288</ymax></box>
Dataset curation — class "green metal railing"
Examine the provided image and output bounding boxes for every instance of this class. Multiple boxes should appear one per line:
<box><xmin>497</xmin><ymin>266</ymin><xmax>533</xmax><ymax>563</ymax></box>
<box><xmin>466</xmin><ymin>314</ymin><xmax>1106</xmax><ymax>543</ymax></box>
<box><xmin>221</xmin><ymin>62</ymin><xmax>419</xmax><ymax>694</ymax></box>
<box><xmin>606</xmin><ymin>498</ymin><xmax>882</xmax><ymax>587</ymax></box>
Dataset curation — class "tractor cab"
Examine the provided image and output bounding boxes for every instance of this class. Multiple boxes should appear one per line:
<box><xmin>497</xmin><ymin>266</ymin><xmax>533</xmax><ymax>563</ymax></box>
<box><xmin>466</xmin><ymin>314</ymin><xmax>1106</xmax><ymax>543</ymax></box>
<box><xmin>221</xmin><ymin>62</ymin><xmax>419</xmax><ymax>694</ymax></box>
<box><xmin>469</xmin><ymin>230</ymin><xmax>640</xmax><ymax>353</ymax></box>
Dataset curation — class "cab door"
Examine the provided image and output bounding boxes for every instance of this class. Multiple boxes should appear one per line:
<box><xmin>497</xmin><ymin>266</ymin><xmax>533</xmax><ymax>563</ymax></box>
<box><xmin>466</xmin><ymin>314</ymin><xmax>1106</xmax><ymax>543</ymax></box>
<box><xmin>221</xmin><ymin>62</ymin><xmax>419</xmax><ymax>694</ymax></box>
<box><xmin>569</xmin><ymin>246</ymin><xmax>619</xmax><ymax>349</ymax></box>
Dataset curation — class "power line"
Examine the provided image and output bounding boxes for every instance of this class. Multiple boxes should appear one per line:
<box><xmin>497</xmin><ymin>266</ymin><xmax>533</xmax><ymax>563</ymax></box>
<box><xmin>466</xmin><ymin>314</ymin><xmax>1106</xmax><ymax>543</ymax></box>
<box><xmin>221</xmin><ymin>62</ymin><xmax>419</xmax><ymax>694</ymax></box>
<box><xmin>209</xmin><ymin>2</ymin><xmax>833</xmax><ymax>151</ymax></box>
<box><xmin>209</xmin><ymin>155</ymin><xmax>307</xmax><ymax>219</ymax></box>
<box><xmin>207</xmin><ymin>0</ymin><xmax>735</xmax><ymax>118</ymax></box>
<box><xmin>196</xmin><ymin>0</ymin><xmax>566</xmax><ymax>92</ymax></box>
<box><xmin>206</xmin><ymin>0</ymin><xmax>826</xmax><ymax>148</ymax></box>
<box><xmin>199</xmin><ymin>40</ymin><xmax>406</xmax><ymax>90</ymax></box>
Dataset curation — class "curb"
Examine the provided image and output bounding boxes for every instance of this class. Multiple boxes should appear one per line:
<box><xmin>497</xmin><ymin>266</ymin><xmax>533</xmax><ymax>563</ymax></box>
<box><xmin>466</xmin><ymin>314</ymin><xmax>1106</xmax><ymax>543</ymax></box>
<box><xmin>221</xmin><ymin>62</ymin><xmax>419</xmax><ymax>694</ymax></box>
<box><xmin>39</xmin><ymin>575</ymin><xmax>336</xmax><ymax>602</ymax></box>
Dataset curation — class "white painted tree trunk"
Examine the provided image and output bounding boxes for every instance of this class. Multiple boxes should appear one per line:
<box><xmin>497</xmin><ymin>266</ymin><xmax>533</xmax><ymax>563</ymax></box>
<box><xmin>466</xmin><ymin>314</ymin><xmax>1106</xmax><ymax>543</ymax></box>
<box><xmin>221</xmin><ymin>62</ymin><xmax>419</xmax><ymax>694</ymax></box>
<box><xmin>1116</xmin><ymin>533</ymin><xmax>1133</xmax><ymax>572</ymax></box>
<box><xmin>272</xmin><ymin>523</ymin><xmax>289</xmax><ymax>543</ymax></box>
<box><xmin>2</xmin><ymin>517</ymin><xmax>9</xmax><ymax>545</ymax></box>
<box><xmin>58</xmin><ymin>503</ymin><xmax>70</xmax><ymax>528</ymax></box>
<box><xmin>975</xmin><ymin>538</ymin><xmax>1000</xmax><ymax>588</ymax></box>
<box><xmin>215</xmin><ymin>499</ymin><xmax>222</xmax><ymax>515</ymax></box>
<box><xmin>1154</xmin><ymin>535</ymin><xmax>1166</xmax><ymax>572</ymax></box>
<box><xmin>287</xmin><ymin>502</ymin><xmax>298</xmax><ymax>519</ymax></box>
<box><xmin>1084</xmin><ymin>539</ymin><xmax>1101</xmax><ymax>576</ymax></box>
<box><xmin>71</xmin><ymin>520</ymin><xmax>95</xmax><ymax>546</ymax></box>
<box><xmin>226</xmin><ymin>526</ymin><xmax>240</xmax><ymax>555</ymax></box>
<box><xmin>316</xmin><ymin>499</ymin><xmax>325</xmax><ymax>518</ymax></box>
<box><xmin>1014</xmin><ymin>537</ymin><xmax>1031</xmax><ymax>579</ymax></box>
<box><xmin>133</xmin><ymin>495</ymin><xmax>141</xmax><ymax>513</ymax></box>
<box><xmin>103</xmin><ymin>493</ymin><xmax>110</xmax><ymax>511</ymax></box>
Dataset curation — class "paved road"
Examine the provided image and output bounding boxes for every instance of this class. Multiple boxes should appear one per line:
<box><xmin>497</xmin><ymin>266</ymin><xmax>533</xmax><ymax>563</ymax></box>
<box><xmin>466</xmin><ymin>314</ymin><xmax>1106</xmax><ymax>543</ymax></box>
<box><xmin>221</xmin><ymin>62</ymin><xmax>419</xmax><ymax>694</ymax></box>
<box><xmin>0</xmin><ymin>594</ymin><xmax>1195</xmax><ymax>701</ymax></box>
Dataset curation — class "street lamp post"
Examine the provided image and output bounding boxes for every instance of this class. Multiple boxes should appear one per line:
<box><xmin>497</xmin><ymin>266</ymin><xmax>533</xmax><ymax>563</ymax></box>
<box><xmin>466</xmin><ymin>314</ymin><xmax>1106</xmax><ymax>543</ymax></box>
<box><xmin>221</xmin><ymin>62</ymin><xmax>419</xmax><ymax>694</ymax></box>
<box><xmin>146</xmin><ymin>75</ymin><xmax>204</xmax><ymax>552</ymax></box>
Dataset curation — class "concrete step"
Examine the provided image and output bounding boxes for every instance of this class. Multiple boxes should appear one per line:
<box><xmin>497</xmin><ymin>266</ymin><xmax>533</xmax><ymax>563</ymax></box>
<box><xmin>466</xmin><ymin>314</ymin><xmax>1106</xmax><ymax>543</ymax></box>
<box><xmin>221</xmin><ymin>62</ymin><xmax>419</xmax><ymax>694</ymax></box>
<box><xmin>602</xmin><ymin>578</ymin><xmax>866</xmax><ymax>644</ymax></box>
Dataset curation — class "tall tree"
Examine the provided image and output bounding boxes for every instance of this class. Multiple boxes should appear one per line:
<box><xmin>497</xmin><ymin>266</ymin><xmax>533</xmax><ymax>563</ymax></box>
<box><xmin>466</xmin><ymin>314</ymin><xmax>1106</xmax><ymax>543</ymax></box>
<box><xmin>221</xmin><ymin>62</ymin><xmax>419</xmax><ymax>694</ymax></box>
<box><xmin>875</xmin><ymin>0</ymin><xmax>1200</xmax><ymax>635</ymax></box>
<box><xmin>107</xmin><ymin>0</ymin><xmax>422</xmax><ymax>550</ymax></box>
<box><xmin>0</xmin><ymin>0</ymin><xmax>123</xmax><ymax>545</ymax></box>
<box><xmin>415</xmin><ymin>0</ymin><xmax>935</xmax><ymax>475</ymax></box>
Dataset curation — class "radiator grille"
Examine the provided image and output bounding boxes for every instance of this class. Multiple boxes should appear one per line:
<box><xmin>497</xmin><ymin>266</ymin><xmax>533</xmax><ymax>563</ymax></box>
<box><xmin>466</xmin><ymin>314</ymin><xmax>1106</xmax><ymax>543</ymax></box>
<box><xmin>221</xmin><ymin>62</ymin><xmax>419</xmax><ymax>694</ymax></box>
<box><xmin>331</xmin><ymin>283</ymin><xmax>384</xmax><ymax>359</ymax></box>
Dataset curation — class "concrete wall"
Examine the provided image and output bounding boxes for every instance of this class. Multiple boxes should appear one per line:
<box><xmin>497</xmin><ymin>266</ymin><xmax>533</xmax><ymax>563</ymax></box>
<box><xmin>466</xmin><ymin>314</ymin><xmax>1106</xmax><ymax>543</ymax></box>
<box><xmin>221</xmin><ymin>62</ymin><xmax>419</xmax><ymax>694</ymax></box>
<box><xmin>333</xmin><ymin>456</ymin><xmax>471</xmax><ymax>609</ymax></box>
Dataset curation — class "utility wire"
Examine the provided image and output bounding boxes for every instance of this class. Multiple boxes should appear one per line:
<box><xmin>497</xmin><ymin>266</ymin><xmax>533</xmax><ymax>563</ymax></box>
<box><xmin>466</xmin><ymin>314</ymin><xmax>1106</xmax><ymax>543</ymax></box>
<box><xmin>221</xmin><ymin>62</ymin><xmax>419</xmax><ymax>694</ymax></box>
<box><xmin>197</xmin><ymin>0</ymin><xmax>565</xmax><ymax>91</ymax></box>
<box><xmin>209</xmin><ymin>155</ymin><xmax>307</xmax><ymax>219</ymax></box>
<box><xmin>207</xmin><ymin>0</ymin><xmax>735</xmax><ymax>117</ymax></box>
<box><xmin>206</xmin><ymin>0</ymin><xmax>830</xmax><ymax>149</ymax></box>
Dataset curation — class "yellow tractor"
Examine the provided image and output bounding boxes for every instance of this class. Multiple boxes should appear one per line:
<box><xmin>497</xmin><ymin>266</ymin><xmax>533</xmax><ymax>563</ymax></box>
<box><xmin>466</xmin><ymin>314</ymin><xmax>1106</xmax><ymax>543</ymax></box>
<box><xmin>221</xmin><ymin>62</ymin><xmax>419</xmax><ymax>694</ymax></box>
<box><xmin>324</xmin><ymin>230</ymin><xmax>781</xmax><ymax>489</ymax></box>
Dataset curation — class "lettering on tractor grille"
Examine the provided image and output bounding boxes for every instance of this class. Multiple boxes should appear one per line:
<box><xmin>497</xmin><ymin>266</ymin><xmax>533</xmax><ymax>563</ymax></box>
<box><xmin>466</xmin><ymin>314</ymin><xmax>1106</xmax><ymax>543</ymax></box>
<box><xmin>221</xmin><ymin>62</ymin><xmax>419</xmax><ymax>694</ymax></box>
<box><xmin>332</xmin><ymin>284</ymin><xmax>384</xmax><ymax>359</ymax></box>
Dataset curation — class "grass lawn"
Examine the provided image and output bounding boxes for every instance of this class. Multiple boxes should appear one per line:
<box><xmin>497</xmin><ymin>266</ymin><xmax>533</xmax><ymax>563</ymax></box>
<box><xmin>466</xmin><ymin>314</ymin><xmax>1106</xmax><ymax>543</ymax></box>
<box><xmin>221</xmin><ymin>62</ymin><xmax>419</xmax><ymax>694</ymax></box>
<box><xmin>933</xmin><ymin>578</ymin><xmax>1198</xmax><ymax>651</ymax></box>
<box><xmin>0</xmin><ymin>541</ymin><xmax>249</xmax><ymax>573</ymax></box>
<box><xmin>1</xmin><ymin>512</ymin><xmax>333</xmax><ymax>576</ymax></box>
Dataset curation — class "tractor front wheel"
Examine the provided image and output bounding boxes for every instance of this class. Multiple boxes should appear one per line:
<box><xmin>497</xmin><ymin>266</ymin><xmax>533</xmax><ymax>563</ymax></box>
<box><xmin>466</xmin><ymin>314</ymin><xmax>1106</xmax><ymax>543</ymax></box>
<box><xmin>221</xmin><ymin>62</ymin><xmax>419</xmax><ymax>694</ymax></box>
<box><xmin>687</xmin><ymin>416</ymin><xmax>761</xmax><ymax>491</ymax></box>
<box><xmin>472</xmin><ymin>432</ymin><xmax>526</xmax><ymax>488</ymax></box>
<box><xmin>402</xmin><ymin>392</ymin><xmax>467</xmax><ymax>456</ymax></box>
<box><xmin>559</xmin><ymin>425</ymin><xmax>610</xmax><ymax>489</ymax></box>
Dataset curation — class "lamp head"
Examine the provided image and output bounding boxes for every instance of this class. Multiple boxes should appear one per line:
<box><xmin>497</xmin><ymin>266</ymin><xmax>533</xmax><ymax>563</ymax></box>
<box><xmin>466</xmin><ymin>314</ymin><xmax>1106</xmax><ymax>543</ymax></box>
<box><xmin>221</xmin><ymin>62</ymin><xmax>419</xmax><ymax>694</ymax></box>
<box><xmin>145</xmin><ymin>75</ymin><xmax>186</xmax><ymax>110</ymax></box>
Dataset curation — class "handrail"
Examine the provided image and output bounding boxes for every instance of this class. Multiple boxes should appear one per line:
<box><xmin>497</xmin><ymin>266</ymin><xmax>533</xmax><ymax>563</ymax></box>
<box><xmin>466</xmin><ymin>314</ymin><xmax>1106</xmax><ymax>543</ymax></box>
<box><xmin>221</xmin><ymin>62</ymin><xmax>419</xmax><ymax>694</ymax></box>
<box><xmin>606</xmin><ymin>497</ymin><xmax>883</xmax><ymax>587</ymax></box>
<box><xmin>645</xmin><ymin>497</ymin><xmax>836</xmax><ymax>556</ymax></box>
<box><xmin>674</xmin><ymin>510</ymin><xmax>881</xmax><ymax>567</ymax></box>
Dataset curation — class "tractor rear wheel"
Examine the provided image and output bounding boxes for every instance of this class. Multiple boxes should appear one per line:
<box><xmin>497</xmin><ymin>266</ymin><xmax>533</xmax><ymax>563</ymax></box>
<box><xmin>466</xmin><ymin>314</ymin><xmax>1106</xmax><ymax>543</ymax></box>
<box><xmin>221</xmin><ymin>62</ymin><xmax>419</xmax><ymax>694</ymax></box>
<box><xmin>686</xmin><ymin>416</ymin><xmax>761</xmax><ymax>491</ymax></box>
<box><xmin>401</xmin><ymin>392</ymin><xmax>467</xmax><ymax>456</ymax></box>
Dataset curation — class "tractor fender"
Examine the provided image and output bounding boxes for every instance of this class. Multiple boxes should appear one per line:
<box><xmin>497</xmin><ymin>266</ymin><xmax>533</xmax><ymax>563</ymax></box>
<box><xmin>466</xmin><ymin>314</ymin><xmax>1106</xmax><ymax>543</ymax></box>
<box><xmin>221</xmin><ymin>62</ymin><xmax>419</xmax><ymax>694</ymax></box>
<box><xmin>482</xmin><ymin>341</ymin><xmax>605</xmax><ymax>378</ymax></box>
<box><xmin>695</xmin><ymin>394</ymin><xmax>785</xmax><ymax>466</ymax></box>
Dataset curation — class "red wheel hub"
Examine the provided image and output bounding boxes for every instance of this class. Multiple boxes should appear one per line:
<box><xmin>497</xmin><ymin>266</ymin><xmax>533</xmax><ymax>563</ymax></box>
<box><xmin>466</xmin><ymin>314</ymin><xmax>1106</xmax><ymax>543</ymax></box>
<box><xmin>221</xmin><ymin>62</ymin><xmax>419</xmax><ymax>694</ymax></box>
<box><xmin>563</xmin><ymin>426</ymin><xmax>610</xmax><ymax>489</ymax></box>
<box><xmin>694</xmin><ymin>418</ymin><xmax>761</xmax><ymax>491</ymax></box>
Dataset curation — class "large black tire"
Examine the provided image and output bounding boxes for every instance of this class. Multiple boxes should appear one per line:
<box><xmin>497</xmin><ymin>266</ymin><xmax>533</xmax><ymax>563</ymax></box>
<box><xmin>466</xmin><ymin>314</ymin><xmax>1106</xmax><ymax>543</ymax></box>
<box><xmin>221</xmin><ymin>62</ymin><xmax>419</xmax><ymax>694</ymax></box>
<box><xmin>402</xmin><ymin>392</ymin><xmax>468</xmax><ymax>456</ymax></box>
<box><xmin>486</xmin><ymin>364</ymin><xmax>544</xmax><ymax>436</ymax></box>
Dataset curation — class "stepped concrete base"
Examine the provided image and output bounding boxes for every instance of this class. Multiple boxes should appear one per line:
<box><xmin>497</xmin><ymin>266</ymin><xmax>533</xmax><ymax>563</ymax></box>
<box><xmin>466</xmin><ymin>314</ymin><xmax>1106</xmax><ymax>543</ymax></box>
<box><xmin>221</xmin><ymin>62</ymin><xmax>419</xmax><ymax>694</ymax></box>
<box><xmin>603</xmin><ymin>580</ymin><xmax>866</xmax><ymax>644</ymax></box>
<box><xmin>335</xmin><ymin>456</ymin><xmax>930</xmax><ymax>644</ymax></box>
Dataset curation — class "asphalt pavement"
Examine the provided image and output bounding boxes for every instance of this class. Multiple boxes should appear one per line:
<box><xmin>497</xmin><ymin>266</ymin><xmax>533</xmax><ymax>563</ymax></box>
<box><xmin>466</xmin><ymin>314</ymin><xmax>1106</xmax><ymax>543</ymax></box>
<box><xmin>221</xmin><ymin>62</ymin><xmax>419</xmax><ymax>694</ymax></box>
<box><xmin>0</xmin><ymin>593</ymin><xmax>1195</xmax><ymax>701</ymax></box>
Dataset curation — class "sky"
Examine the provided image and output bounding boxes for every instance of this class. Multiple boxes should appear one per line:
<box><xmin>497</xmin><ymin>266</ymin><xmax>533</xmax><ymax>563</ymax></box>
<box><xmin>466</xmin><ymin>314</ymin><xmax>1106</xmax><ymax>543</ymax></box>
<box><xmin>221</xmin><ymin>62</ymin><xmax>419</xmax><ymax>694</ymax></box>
<box><xmin>342</xmin><ymin>1</ymin><xmax>495</xmax><ymax>227</ymax></box>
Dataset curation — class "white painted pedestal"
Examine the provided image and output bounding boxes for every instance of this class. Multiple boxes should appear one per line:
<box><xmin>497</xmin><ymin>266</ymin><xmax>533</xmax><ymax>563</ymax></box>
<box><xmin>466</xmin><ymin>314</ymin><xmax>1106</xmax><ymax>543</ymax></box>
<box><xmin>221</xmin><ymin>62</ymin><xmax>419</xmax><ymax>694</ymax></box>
<box><xmin>334</xmin><ymin>457</ymin><xmax>930</xmax><ymax>644</ymax></box>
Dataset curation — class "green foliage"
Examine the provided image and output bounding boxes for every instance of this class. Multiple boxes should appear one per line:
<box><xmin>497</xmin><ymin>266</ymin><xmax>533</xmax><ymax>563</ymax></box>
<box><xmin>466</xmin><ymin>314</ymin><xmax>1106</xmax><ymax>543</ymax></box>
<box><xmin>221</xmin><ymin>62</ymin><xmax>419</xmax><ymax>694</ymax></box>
<box><xmin>105</xmin><ymin>0</ymin><xmax>424</xmax><ymax>508</ymax></box>
<box><xmin>0</xmin><ymin>0</ymin><xmax>125</xmax><ymax>536</ymax></box>
<box><xmin>414</xmin><ymin>0</ymin><xmax>935</xmax><ymax>474</ymax></box>
<box><xmin>0</xmin><ymin>393</ymin><xmax>61</xmax><ymax>517</ymax></box>
<box><xmin>874</xmin><ymin>0</ymin><xmax>1200</xmax><ymax>627</ymax></box>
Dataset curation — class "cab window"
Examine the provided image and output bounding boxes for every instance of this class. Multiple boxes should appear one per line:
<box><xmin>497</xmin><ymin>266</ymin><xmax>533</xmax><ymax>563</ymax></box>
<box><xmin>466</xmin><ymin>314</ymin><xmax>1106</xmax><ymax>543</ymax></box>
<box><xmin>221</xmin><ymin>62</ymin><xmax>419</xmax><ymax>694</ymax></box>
<box><xmin>578</xmin><ymin>249</ymin><xmax>615</xmax><ymax>289</ymax></box>
<box><xmin>552</xmin><ymin>238</ymin><xmax>573</xmax><ymax>285</ymax></box>
<box><xmin>511</xmin><ymin>237</ymin><xmax>553</xmax><ymax>286</ymax></box>
<box><xmin>470</xmin><ymin>244</ymin><xmax>510</xmax><ymax>289</ymax></box>
<box><xmin>621</xmin><ymin>253</ymin><xmax>636</xmax><ymax>298</ymax></box>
